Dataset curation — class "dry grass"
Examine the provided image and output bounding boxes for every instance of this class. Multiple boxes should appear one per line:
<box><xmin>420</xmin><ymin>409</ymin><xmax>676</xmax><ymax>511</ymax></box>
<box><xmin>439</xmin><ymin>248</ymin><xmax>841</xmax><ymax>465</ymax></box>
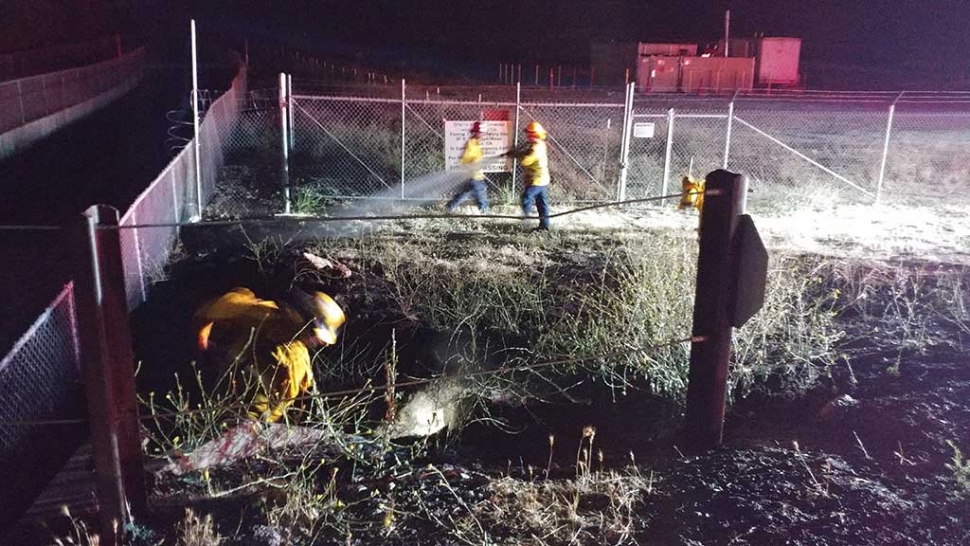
<box><xmin>318</xmin><ymin>229</ymin><xmax>842</xmax><ymax>402</ymax></box>
<box><xmin>945</xmin><ymin>440</ymin><xmax>970</xmax><ymax>498</ymax></box>
<box><xmin>51</xmin><ymin>507</ymin><xmax>103</xmax><ymax>546</ymax></box>
<box><xmin>136</xmin><ymin>207</ymin><xmax>970</xmax><ymax>544</ymax></box>
<box><xmin>176</xmin><ymin>509</ymin><xmax>223</xmax><ymax>546</ymax></box>
<box><xmin>471</xmin><ymin>466</ymin><xmax>653</xmax><ymax>545</ymax></box>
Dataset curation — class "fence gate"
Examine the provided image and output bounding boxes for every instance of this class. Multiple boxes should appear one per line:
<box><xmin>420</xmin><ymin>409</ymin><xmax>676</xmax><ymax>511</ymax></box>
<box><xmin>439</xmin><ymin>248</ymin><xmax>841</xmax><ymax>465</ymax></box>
<box><xmin>292</xmin><ymin>96</ymin><xmax>401</xmax><ymax>199</ymax></box>
<box><xmin>625</xmin><ymin>110</ymin><xmax>669</xmax><ymax>199</ymax></box>
<box><xmin>626</xmin><ymin>107</ymin><xmax>729</xmax><ymax>200</ymax></box>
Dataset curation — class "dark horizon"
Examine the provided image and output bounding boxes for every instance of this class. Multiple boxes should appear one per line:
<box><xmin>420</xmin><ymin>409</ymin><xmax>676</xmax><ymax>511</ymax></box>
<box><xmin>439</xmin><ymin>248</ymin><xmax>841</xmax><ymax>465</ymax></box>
<box><xmin>3</xmin><ymin>1</ymin><xmax>969</xmax><ymax>85</ymax></box>
<box><xmin>192</xmin><ymin>0</ymin><xmax>970</xmax><ymax>67</ymax></box>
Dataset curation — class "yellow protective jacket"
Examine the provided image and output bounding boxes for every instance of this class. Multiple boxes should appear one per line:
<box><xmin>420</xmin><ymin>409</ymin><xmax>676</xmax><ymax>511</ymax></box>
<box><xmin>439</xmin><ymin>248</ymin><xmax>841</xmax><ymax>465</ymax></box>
<box><xmin>517</xmin><ymin>140</ymin><xmax>549</xmax><ymax>186</ymax></box>
<box><xmin>461</xmin><ymin>137</ymin><xmax>484</xmax><ymax>181</ymax></box>
<box><xmin>193</xmin><ymin>288</ymin><xmax>318</xmax><ymax>422</ymax></box>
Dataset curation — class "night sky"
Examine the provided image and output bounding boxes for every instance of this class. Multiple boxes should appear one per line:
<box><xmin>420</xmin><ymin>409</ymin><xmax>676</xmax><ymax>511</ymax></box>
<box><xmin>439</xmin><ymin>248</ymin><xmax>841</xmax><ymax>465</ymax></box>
<box><xmin>3</xmin><ymin>1</ymin><xmax>969</xmax><ymax>78</ymax></box>
<box><xmin>216</xmin><ymin>0</ymin><xmax>970</xmax><ymax>67</ymax></box>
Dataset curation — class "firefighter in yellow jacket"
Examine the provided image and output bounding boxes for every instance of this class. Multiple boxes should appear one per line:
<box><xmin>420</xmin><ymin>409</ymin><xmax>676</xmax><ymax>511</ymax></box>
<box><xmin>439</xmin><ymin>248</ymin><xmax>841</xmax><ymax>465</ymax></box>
<box><xmin>193</xmin><ymin>287</ymin><xmax>345</xmax><ymax>422</ymax></box>
<box><xmin>446</xmin><ymin>121</ymin><xmax>488</xmax><ymax>213</ymax></box>
<box><xmin>506</xmin><ymin>121</ymin><xmax>551</xmax><ymax>230</ymax></box>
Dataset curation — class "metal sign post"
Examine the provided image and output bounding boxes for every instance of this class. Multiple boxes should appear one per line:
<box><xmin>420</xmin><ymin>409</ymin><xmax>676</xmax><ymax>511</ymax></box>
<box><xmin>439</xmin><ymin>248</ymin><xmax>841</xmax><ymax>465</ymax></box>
<box><xmin>511</xmin><ymin>82</ymin><xmax>521</xmax><ymax>193</ymax></box>
<box><xmin>684</xmin><ymin>170</ymin><xmax>765</xmax><ymax>451</ymax></box>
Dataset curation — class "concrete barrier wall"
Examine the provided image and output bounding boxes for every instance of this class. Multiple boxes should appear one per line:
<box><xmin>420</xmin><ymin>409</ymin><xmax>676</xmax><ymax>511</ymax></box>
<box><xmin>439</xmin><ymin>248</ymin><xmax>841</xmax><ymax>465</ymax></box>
<box><xmin>0</xmin><ymin>49</ymin><xmax>145</xmax><ymax>161</ymax></box>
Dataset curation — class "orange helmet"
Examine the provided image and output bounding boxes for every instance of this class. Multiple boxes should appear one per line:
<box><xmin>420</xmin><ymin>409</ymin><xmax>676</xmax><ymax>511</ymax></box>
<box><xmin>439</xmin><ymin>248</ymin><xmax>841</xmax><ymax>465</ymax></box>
<box><xmin>525</xmin><ymin>121</ymin><xmax>546</xmax><ymax>140</ymax></box>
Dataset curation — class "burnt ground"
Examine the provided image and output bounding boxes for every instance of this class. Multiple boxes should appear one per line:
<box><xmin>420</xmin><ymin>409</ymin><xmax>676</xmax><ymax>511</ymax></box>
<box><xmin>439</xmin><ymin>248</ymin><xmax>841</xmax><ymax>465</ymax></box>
<box><xmin>9</xmin><ymin>217</ymin><xmax>969</xmax><ymax>545</ymax></box>
<box><xmin>133</xmin><ymin>309</ymin><xmax>969</xmax><ymax>546</ymax></box>
<box><xmin>131</xmin><ymin>230</ymin><xmax>970</xmax><ymax>544</ymax></box>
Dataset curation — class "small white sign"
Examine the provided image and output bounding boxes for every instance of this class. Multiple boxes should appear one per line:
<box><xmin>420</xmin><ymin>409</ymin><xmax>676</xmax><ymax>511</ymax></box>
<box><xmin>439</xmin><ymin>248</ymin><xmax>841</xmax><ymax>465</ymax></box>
<box><xmin>444</xmin><ymin>120</ymin><xmax>512</xmax><ymax>172</ymax></box>
<box><xmin>633</xmin><ymin>122</ymin><xmax>655</xmax><ymax>138</ymax></box>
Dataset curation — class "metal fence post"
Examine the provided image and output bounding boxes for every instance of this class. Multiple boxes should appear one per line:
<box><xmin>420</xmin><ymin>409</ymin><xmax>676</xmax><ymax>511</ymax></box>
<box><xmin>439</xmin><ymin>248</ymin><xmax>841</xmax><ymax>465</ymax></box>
<box><xmin>279</xmin><ymin>73</ymin><xmax>291</xmax><ymax>214</ymax></box>
<box><xmin>287</xmin><ymin>74</ymin><xmax>295</xmax><ymax>151</ymax></box>
<box><xmin>661</xmin><ymin>107</ymin><xmax>675</xmax><ymax>203</ymax></box>
<box><xmin>401</xmin><ymin>79</ymin><xmax>406</xmax><ymax>199</ymax></box>
<box><xmin>512</xmin><ymin>82</ymin><xmax>521</xmax><ymax>193</ymax></box>
<box><xmin>602</xmin><ymin>118</ymin><xmax>612</xmax><ymax>181</ymax></box>
<box><xmin>70</xmin><ymin>205</ymin><xmax>146</xmax><ymax>544</ymax></box>
<box><xmin>722</xmin><ymin>100</ymin><xmax>735</xmax><ymax>169</ymax></box>
<box><xmin>684</xmin><ymin>170</ymin><xmax>748</xmax><ymax>451</ymax></box>
<box><xmin>190</xmin><ymin>19</ymin><xmax>203</xmax><ymax>222</ymax></box>
<box><xmin>617</xmin><ymin>82</ymin><xmax>634</xmax><ymax>201</ymax></box>
<box><xmin>876</xmin><ymin>95</ymin><xmax>900</xmax><ymax>204</ymax></box>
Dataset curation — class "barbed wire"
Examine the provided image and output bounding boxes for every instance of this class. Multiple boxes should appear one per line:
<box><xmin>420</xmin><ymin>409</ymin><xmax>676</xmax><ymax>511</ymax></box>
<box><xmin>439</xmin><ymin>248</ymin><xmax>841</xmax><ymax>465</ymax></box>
<box><xmin>0</xmin><ymin>335</ymin><xmax>702</xmax><ymax>427</ymax></box>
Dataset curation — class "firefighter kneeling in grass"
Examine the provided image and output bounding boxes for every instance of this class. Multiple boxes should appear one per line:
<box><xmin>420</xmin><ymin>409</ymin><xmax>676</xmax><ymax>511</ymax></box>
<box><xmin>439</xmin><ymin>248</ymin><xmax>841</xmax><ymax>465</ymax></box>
<box><xmin>505</xmin><ymin>121</ymin><xmax>551</xmax><ymax>230</ymax></box>
<box><xmin>193</xmin><ymin>287</ymin><xmax>345</xmax><ymax>422</ymax></box>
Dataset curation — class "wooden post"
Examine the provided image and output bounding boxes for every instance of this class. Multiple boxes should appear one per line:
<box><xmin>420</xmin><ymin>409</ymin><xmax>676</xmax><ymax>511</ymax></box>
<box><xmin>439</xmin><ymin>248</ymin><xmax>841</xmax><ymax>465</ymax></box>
<box><xmin>71</xmin><ymin>205</ymin><xmax>146</xmax><ymax>544</ymax></box>
<box><xmin>684</xmin><ymin>170</ymin><xmax>748</xmax><ymax>451</ymax></box>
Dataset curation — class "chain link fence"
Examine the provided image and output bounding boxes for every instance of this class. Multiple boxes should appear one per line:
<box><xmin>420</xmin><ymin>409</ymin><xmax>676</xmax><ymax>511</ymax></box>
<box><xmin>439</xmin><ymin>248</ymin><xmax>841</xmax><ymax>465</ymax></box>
<box><xmin>120</xmin><ymin>63</ymin><xmax>248</xmax><ymax>309</ymax></box>
<box><xmin>730</xmin><ymin>106</ymin><xmax>887</xmax><ymax>200</ymax></box>
<box><xmin>295</xmin><ymin>96</ymin><xmax>402</xmax><ymax>198</ymax></box>
<box><xmin>0</xmin><ymin>283</ymin><xmax>86</xmax><ymax>525</ymax></box>
<box><xmin>884</xmin><ymin>109</ymin><xmax>970</xmax><ymax>201</ymax></box>
<box><xmin>210</xmin><ymin>81</ymin><xmax>970</xmax><ymax>217</ymax></box>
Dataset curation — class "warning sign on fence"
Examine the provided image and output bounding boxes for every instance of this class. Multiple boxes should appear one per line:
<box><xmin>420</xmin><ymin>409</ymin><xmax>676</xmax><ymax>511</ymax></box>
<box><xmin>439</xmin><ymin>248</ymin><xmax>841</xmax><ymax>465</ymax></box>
<box><xmin>633</xmin><ymin>122</ymin><xmax>656</xmax><ymax>138</ymax></box>
<box><xmin>444</xmin><ymin>120</ymin><xmax>512</xmax><ymax>173</ymax></box>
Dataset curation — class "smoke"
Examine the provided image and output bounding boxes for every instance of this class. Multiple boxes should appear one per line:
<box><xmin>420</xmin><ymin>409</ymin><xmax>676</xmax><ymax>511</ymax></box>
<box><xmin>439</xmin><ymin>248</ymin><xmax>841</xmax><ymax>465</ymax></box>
<box><xmin>335</xmin><ymin>166</ymin><xmax>475</xmax><ymax>218</ymax></box>
<box><xmin>279</xmin><ymin>165</ymin><xmax>478</xmax><ymax>239</ymax></box>
<box><xmin>230</xmin><ymin>166</ymin><xmax>479</xmax><ymax>246</ymax></box>
<box><xmin>384</xmin><ymin>379</ymin><xmax>469</xmax><ymax>439</ymax></box>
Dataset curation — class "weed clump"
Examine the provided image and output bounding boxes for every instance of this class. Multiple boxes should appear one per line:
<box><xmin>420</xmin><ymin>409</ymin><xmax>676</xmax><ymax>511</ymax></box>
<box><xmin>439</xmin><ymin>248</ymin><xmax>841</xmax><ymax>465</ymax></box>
<box><xmin>333</xmin><ymin>231</ymin><xmax>842</xmax><ymax>402</ymax></box>
<box><xmin>945</xmin><ymin>440</ymin><xmax>970</xmax><ymax>498</ymax></box>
